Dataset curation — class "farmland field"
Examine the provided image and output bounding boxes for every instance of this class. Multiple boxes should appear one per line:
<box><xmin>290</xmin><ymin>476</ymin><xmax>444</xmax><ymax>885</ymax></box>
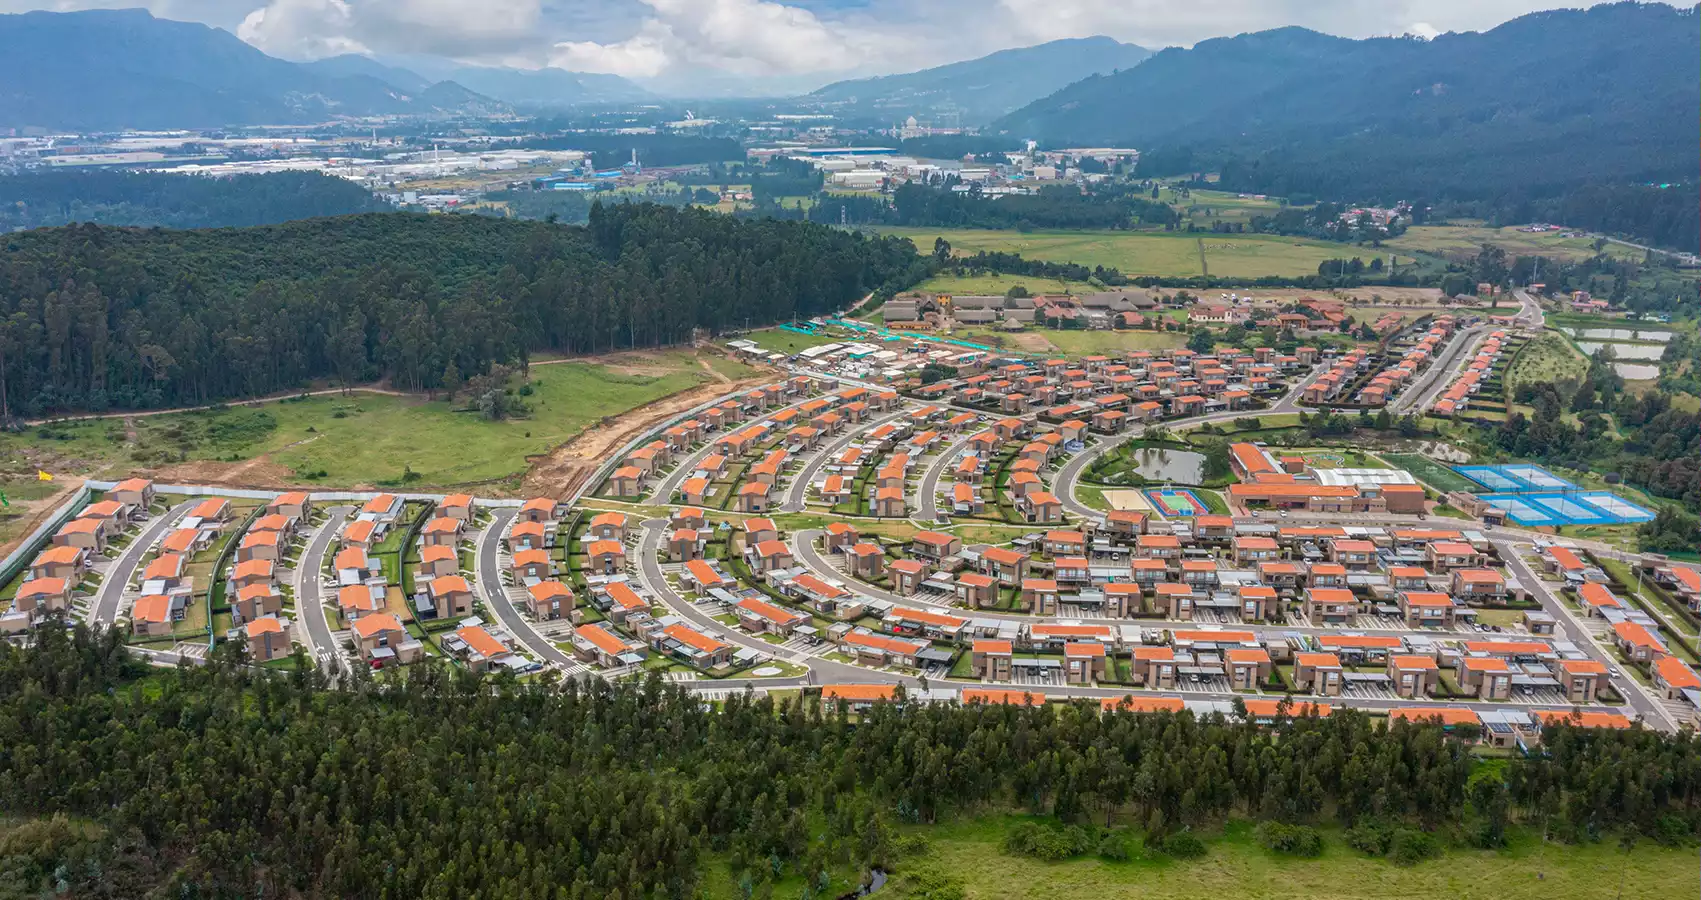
<box><xmin>878</xmin><ymin>228</ymin><xmax>1410</xmax><ymax>279</ymax></box>
<box><xmin>912</xmin><ymin>271</ymin><xmax>1095</xmax><ymax>296</ymax></box>
<box><xmin>1387</xmin><ymin>223</ymin><xmax>1644</xmax><ymax>263</ymax></box>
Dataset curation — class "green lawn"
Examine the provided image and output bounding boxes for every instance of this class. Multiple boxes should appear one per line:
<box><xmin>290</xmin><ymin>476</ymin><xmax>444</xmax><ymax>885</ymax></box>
<box><xmin>878</xmin><ymin>228</ymin><xmax>1396</xmax><ymax>279</ymax></box>
<box><xmin>915</xmin><ymin>816</ymin><xmax>1694</xmax><ymax>900</ymax></box>
<box><xmin>8</xmin><ymin>350</ymin><xmax>742</xmax><ymax>489</ymax></box>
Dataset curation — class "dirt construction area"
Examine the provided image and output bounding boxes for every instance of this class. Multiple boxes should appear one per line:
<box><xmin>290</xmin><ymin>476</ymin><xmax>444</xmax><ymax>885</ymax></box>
<box><xmin>519</xmin><ymin>369</ymin><xmax>768</xmax><ymax>500</ymax></box>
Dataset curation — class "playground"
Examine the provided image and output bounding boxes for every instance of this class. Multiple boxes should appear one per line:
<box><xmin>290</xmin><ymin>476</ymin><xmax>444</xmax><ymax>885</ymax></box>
<box><xmin>1146</xmin><ymin>488</ymin><xmax>1209</xmax><ymax>517</ymax></box>
<box><xmin>1480</xmin><ymin>491</ymin><xmax>1655</xmax><ymax>527</ymax></box>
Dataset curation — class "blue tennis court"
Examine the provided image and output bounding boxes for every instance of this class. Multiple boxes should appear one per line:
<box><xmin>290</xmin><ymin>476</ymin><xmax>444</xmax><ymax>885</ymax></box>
<box><xmin>1454</xmin><ymin>464</ymin><xmax>1577</xmax><ymax>493</ymax></box>
<box><xmin>1481</xmin><ymin>491</ymin><xmax>1654</xmax><ymax>526</ymax></box>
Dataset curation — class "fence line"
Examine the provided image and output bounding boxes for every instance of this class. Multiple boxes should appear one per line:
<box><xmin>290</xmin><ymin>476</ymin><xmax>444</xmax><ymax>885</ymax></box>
<box><xmin>0</xmin><ymin>484</ymin><xmax>93</xmax><ymax>587</ymax></box>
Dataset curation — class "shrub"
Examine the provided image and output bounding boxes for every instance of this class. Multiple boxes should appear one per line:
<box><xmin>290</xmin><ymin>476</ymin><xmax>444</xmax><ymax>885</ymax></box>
<box><xmin>1255</xmin><ymin>822</ymin><xmax>1323</xmax><ymax>857</ymax></box>
<box><xmin>1096</xmin><ymin>831</ymin><xmax>1131</xmax><ymax>862</ymax></box>
<box><xmin>1344</xmin><ymin>822</ymin><xmax>1393</xmax><ymax>856</ymax></box>
<box><xmin>1003</xmin><ymin>822</ymin><xmax>1093</xmax><ymax>861</ymax></box>
<box><xmin>1388</xmin><ymin>829</ymin><xmax>1441</xmax><ymax>866</ymax></box>
<box><xmin>1158</xmin><ymin>831</ymin><xmax>1207</xmax><ymax>859</ymax></box>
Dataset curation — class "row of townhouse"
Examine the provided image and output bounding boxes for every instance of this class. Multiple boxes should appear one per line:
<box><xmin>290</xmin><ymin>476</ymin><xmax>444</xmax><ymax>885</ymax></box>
<box><xmin>818</xmin><ymin>684</ymin><xmax>1635</xmax><ymax>743</ymax></box>
<box><xmin>5</xmin><ymin>479</ymin><xmax>168</xmax><ymax>632</ymax></box>
<box><xmin>826</xmin><ymin>519</ymin><xmax>1512</xmax><ymax>625</ymax></box>
<box><xmin>1352</xmin><ymin>318</ymin><xmax>1455</xmax><ymax>407</ymax></box>
<box><xmin>1431</xmin><ymin>331</ymin><xmax>1509</xmax><ymax>417</ymax></box>
<box><xmin>916</xmin><ymin>350</ymin><xmax>1292</xmax><ymax>426</ymax></box>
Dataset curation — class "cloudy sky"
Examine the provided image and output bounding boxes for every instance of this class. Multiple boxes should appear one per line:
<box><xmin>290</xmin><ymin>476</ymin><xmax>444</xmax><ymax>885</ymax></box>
<box><xmin>2</xmin><ymin>0</ymin><xmax>1608</xmax><ymax>91</ymax></box>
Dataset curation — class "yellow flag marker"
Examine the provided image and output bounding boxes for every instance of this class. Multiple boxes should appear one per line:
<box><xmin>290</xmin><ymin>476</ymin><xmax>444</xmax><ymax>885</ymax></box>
<box><xmin>36</xmin><ymin>470</ymin><xmax>53</xmax><ymax>482</ymax></box>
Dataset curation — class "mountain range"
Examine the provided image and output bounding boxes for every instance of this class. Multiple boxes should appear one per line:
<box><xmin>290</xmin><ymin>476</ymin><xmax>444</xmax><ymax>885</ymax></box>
<box><xmin>807</xmin><ymin>36</ymin><xmax>1149</xmax><ymax>124</ymax></box>
<box><xmin>992</xmin><ymin>3</ymin><xmax>1699</xmax><ymax>200</ymax></box>
<box><xmin>0</xmin><ymin>9</ymin><xmax>516</xmax><ymax>130</ymax></box>
<box><xmin>304</xmin><ymin>55</ymin><xmax>653</xmax><ymax>108</ymax></box>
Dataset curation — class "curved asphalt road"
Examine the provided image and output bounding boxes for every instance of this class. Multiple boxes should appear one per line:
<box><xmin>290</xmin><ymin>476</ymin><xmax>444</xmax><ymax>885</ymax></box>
<box><xmin>92</xmin><ymin>500</ymin><xmax>193</xmax><ymax>627</ymax></box>
<box><xmin>295</xmin><ymin>506</ymin><xmax>351</xmax><ymax>677</ymax></box>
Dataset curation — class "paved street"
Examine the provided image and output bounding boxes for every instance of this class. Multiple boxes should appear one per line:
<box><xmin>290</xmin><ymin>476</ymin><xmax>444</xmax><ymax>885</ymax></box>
<box><xmin>295</xmin><ymin>506</ymin><xmax>350</xmax><ymax>677</ymax></box>
<box><xmin>91</xmin><ymin>500</ymin><xmax>192</xmax><ymax>627</ymax></box>
<box><xmin>476</xmin><ymin>508</ymin><xmax>576</xmax><ymax>670</ymax></box>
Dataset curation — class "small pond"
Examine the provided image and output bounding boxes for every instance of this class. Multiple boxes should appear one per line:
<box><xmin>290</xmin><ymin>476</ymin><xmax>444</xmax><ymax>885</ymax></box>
<box><xmin>1614</xmin><ymin>363</ymin><xmax>1661</xmax><ymax>380</ymax></box>
<box><xmin>1561</xmin><ymin>327</ymin><xmax>1673</xmax><ymax>342</ymax></box>
<box><xmin>1575</xmin><ymin>341</ymin><xmax>1666</xmax><ymax>360</ymax></box>
<box><xmin>1129</xmin><ymin>447</ymin><xmax>1207</xmax><ymax>484</ymax></box>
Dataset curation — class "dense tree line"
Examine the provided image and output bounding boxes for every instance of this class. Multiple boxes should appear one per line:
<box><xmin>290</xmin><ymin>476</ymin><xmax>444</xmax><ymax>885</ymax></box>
<box><xmin>0</xmin><ymin>171</ymin><xmax>390</xmax><ymax>231</ymax></box>
<box><xmin>797</xmin><ymin>182</ymin><xmax>1179</xmax><ymax>231</ymax></box>
<box><xmin>1495</xmin><ymin>354</ymin><xmax>1701</xmax><ymax>513</ymax></box>
<box><xmin>0</xmin><ymin>626</ymin><xmax>1695</xmax><ymax>898</ymax></box>
<box><xmin>0</xmin><ymin>203</ymin><xmax>921</xmax><ymax>416</ymax></box>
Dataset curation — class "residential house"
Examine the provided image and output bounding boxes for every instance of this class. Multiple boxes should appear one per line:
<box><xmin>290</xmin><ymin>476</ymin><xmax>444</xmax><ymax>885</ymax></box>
<box><xmin>453</xmin><ymin>626</ymin><xmax>512</xmax><ymax>673</ymax></box>
<box><xmin>735</xmin><ymin>597</ymin><xmax>808</xmax><ymax>635</ymax></box>
<box><xmin>1388</xmin><ymin>655</ymin><xmax>1438</xmax><ymax>698</ymax></box>
<box><xmin>110</xmin><ymin>478</ymin><xmax>154</xmax><ymax>509</ymax></box>
<box><xmin>419</xmin><ymin>516</ymin><xmax>464</xmax><ymax>548</ymax></box>
<box><xmin>426</xmin><ymin>575</ymin><xmax>474</xmax><ymax>620</ymax></box>
<box><xmin>527</xmin><ymin>578</ymin><xmax>574</xmax><ymax>622</ymax></box>
<box><xmin>1457</xmin><ymin>657</ymin><xmax>1514</xmax><ymax>700</ymax></box>
<box><xmin>972</xmin><ymin>640</ymin><xmax>1014</xmax><ymax>681</ymax></box>
<box><xmin>1293</xmin><ymin>652</ymin><xmax>1344</xmax><ymax>696</ymax></box>
<box><xmin>580</xmin><ymin>542</ymin><xmax>622</xmax><ymax>577</ymax></box>
<box><xmin>1399</xmin><ymin>591</ymin><xmax>1457</xmax><ymax>628</ymax></box>
<box><xmin>244</xmin><ymin>616</ymin><xmax>294</xmax><ymax>662</ymax></box>
<box><xmin>418</xmin><ymin>545</ymin><xmax>459</xmax><ymax>579</ymax></box>
<box><xmin>267</xmin><ymin>492</ymin><xmax>312</xmax><ymax>520</ymax></box>
<box><xmin>440</xmin><ymin>493</ymin><xmax>475</xmax><ymax>521</ymax></box>
<box><xmin>353</xmin><ymin>614</ymin><xmax>423</xmax><ymax>667</ymax></box>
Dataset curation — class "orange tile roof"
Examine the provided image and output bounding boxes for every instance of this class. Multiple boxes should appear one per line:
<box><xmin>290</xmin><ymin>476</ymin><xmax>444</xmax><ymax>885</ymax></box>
<box><xmin>338</xmin><ymin>585</ymin><xmax>381</xmax><ymax>611</ymax></box>
<box><xmin>822</xmin><ymin>684</ymin><xmax>899</xmax><ymax>702</ymax></box>
<box><xmin>961</xmin><ymin>688</ymin><xmax>1046</xmax><ymax>706</ymax></box>
<box><xmin>604</xmin><ymin>582</ymin><xmax>647</xmax><ymax>610</ymax></box>
<box><xmin>664</xmin><ymin>623</ymin><xmax>728</xmax><ymax>654</ymax></box>
<box><xmin>1172</xmin><ymin>629</ymin><xmax>1256</xmax><ymax>643</ymax></box>
<box><xmin>576</xmin><ymin>623</ymin><xmax>628</xmax><ymax>656</ymax></box>
<box><xmin>1656</xmin><ymin>656</ymin><xmax>1701</xmax><ymax>690</ymax></box>
<box><xmin>1101</xmin><ymin>695</ymin><xmax>1185</xmax><ymax>713</ymax></box>
<box><xmin>132</xmin><ymin>594</ymin><xmax>172</xmax><ymax>623</ymax></box>
<box><xmin>1578</xmin><ymin>583</ymin><xmax>1622</xmax><ymax>607</ymax></box>
<box><xmin>1227</xmin><ymin>647</ymin><xmax>1270</xmax><ymax>664</ymax></box>
<box><xmin>353</xmin><ymin>614</ymin><xmax>404</xmax><ymax>638</ymax></box>
<box><xmin>1243</xmin><ymin>699</ymin><xmax>1330</xmax><ymax>718</ymax></box>
<box><xmin>1402</xmin><ymin>591</ymin><xmax>1454</xmax><ymax>608</ymax></box>
<box><xmin>973</xmin><ymin>640</ymin><xmax>1013</xmax><ymax>654</ymax></box>
<box><xmin>15</xmin><ymin>578</ymin><xmax>67</xmax><ymax>599</ymax></box>
<box><xmin>684</xmin><ymin>560</ymin><xmax>724</xmax><ymax>586</ymax></box>
<box><xmin>1534</xmin><ymin>709</ymin><xmax>1632</xmax><ymax>729</ymax></box>
<box><xmin>1390</xmin><ymin>707</ymin><xmax>1479</xmax><ymax>726</ymax></box>
<box><xmin>1295</xmin><ymin>652</ymin><xmax>1341</xmax><ymax>668</ymax></box>
<box><xmin>1389</xmin><ymin>654</ymin><xmax>1438</xmax><ymax>670</ymax></box>
<box><xmin>889</xmin><ymin>607</ymin><xmax>966</xmax><ymax>628</ymax></box>
<box><xmin>142</xmin><ymin>554</ymin><xmax>185</xmax><ymax>581</ymax></box>
<box><xmin>34</xmin><ymin>545</ymin><xmax>84</xmax><ymax>566</ymax></box>
<box><xmin>456</xmin><ymin>626</ymin><xmax>508</xmax><ymax>659</ymax></box>
<box><xmin>245</xmin><ymin>616</ymin><xmax>285</xmax><ymax>636</ymax></box>
<box><xmin>334</xmin><ymin>548</ymin><xmax>369</xmax><ymax>570</ymax></box>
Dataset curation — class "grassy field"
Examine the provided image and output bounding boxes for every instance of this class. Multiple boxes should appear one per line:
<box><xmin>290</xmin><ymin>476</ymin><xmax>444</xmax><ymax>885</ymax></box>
<box><xmin>1180</xmin><ymin>189</ymin><xmax>1293</xmax><ymax>226</ymax></box>
<box><xmin>913</xmin><ymin>271</ymin><xmax>1096</xmax><ymax>296</ymax></box>
<box><xmin>738</xmin><ymin>328</ymin><xmax>844</xmax><ymax>355</ymax></box>
<box><xmin>1379</xmin><ymin>453</ymin><xmax>1480</xmax><ymax>493</ymax></box>
<box><xmin>1506</xmin><ymin>332</ymin><xmax>1589</xmax><ymax>396</ymax></box>
<box><xmin>914</xmin><ymin>816</ymin><xmax>1694</xmax><ymax>900</ymax></box>
<box><xmin>879</xmin><ymin>228</ymin><xmax>1394</xmax><ymax>279</ymax></box>
<box><xmin>6</xmin><ymin>350</ymin><xmax>752</xmax><ymax>489</ymax></box>
<box><xmin>1387</xmin><ymin>224</ymin><xmax>1644</xmax><ymax>264</ymax></box>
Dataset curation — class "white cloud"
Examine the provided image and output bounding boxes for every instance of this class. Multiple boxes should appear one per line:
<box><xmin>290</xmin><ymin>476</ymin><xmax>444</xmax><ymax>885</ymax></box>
<box><xmin>237</xmin><ymin>0</ymin><xmax>367</xmax><ymax>58</ymax></box>
<box><xmin>549</xmin><ymin>0</ymin><xmax>903</xmax><ymax>79</ymax></box>
<box><xmin>235</xmin><ymin>0</ymin><xmax>543</xmax><ymax>60</ymax></box>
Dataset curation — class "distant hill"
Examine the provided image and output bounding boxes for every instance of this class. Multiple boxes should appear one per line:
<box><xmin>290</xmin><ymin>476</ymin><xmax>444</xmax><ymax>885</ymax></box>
<box><xmin>992</xmin><ymin>4</ymin><xmax>1700</xmax><ymax>212</ymax></box>
<box><xmin>0</xmin><ymin>9</ymin><xmax>509</xmax><ymax>130</ymax></box>
<box><xmin>0</xmin><ymin>170</ymin><xmax>390</xmax><ymax>231</ymax></box>
<box><xmin>301</xmin><ymin>54</ymin><xmax>432</xmax><ymax>92</ymax></box>
<box><xmin>444</xmin><ymin>66</ymin><xmax>652</xmax><ymax>107</ymax></box>
<box><xmin>807</xmin><ymin>36</ymin><xmax>1149</xmax><ymax>124</ymax></box>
